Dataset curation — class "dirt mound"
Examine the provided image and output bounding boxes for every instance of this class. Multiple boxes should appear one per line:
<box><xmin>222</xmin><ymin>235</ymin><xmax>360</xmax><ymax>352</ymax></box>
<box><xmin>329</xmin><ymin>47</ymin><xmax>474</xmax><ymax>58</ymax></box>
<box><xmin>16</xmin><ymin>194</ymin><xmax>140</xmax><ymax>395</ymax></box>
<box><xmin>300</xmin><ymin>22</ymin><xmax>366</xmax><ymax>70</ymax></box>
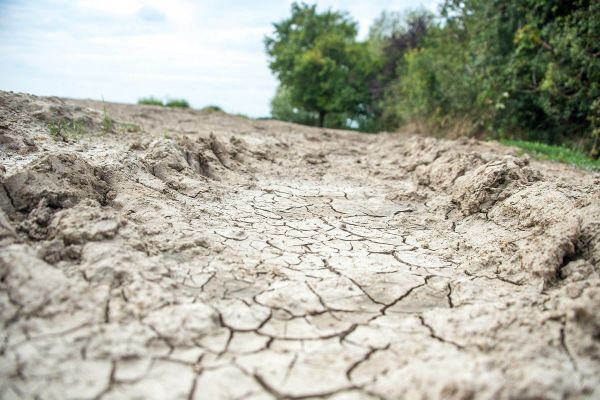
<box><xmin>2</xmin><ymin>152</ymin><xmax>109</xmax><ymax>212</ymax></box>
<box><xmin>451</xmin><ymin>157</ymin><xmax>541</xmax><ymax>215</ymax></box>
<box><xmin>0</xmin><ymin>91</ymin><xmax>599</xmax><ymax>400</ymax></box>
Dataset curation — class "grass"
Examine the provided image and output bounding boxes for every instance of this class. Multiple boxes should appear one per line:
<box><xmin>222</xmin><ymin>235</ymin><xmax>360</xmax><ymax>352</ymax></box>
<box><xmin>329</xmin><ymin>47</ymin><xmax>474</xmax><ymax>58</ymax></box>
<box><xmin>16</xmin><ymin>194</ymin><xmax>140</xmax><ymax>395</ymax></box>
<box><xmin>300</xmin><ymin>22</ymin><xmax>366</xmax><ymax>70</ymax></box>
<box><xmin>501</xmin><ymin>139</ymin><xmax>600</xmax><ymax>171</ymax></box>
<box><xmin>102</xmin><ymin>99</ymin><xmax>114</xmax><ymax>133</ymax></box>
<box><xmin>48</xmin><ymin>118</ymin><xmax>85</xmax><ymax>141</ymax></box>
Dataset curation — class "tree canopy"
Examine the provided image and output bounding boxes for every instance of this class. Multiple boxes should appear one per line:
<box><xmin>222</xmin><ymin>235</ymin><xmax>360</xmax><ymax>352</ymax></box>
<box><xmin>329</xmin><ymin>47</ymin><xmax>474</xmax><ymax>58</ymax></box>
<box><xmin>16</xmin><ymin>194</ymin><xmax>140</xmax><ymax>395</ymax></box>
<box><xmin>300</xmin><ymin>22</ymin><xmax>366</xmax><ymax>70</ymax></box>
<box><xmin>264</xmin><ymin>2</ymin><xmax>372</xmax><ymax>127</ymax></box>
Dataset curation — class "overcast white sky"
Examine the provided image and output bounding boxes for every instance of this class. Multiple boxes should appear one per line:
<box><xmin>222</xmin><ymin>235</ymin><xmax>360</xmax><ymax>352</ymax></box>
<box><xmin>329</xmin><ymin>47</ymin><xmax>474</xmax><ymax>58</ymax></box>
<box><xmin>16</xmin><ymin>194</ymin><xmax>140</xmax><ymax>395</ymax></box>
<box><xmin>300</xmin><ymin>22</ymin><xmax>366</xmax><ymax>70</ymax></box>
<box><xmin>0</xmin><ymin>0</ymin><xmax>440</xmax><ymax>117</ymax></box>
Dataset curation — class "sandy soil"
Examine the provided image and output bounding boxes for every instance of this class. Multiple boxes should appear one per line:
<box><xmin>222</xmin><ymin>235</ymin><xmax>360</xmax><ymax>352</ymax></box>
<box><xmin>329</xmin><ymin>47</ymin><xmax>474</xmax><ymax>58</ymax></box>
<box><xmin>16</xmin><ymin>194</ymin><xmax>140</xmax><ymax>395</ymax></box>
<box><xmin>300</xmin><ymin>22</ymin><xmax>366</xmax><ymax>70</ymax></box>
<box><xmin>1</xmin><ymin>91</ymin><xmax>599</xmax><ymax>399</ymax></box>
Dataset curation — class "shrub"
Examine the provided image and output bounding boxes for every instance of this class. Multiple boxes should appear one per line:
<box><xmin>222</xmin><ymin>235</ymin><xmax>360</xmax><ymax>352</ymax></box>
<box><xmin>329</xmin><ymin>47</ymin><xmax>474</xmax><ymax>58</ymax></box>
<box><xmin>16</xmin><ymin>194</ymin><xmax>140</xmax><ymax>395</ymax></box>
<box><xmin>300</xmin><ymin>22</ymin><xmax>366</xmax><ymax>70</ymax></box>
<box><xmin>165</xmin><ymin>99</ymin><xmax>190</xmax><ymax>108</ymax></box>
<box><xmin>201</xmin><ymin>105</ymin><xmax>224</xmax><ymax>112</ymax></box>
<box><xmin>138</xmin><ymin>97</ymin><xmax>164</xmax><ymax>106</ymax></box>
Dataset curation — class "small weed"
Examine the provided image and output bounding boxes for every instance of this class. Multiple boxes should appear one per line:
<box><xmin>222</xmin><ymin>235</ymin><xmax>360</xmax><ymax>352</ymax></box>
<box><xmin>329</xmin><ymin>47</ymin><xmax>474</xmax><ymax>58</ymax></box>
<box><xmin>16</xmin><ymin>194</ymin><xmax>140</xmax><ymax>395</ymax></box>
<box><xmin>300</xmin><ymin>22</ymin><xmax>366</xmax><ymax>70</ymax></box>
<box><xmin>48</xmin><ymin>119</ymin><xmax>85</xmax><ymax>141</ymax></box>
<box><xmin>102</xmin><ymin>112</ymin><xmax>114</xmax><ymax>134</ymax></box>
<box><xmin>165</xmin><ymin>98</ymin><xmax>190</xmax><ymax>108</ymax></box>
<box><xmin>501</xmin><ymin>139</ymin><xmax>600</xmax><ymax>171</ymax></box>
<box><xmin>102</xmin><ymin>100</ymin><xmax>114</xmax><ymax>134</ymax></box>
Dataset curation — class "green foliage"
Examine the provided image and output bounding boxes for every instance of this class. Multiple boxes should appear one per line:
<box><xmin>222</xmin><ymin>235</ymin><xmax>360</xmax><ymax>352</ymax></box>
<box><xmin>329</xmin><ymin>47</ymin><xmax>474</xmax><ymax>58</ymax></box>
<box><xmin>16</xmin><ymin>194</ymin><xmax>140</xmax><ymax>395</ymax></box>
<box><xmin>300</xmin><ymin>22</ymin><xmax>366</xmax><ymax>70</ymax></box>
<box><xmin>165</xmin><ymin>99</ymin><xmax>190</xmax><ymax>108</ymax></box>
<box><xmin>366</xmin><ymin>10</ymin><xmax>435</xmax><ymax>131</ymax></box>
<box><xmin>48</xmin><ymin>118</ymin><xmax>85</xmax><ymax>141</ymax></box>
<box><xmin>265</xmin><ymin>2</ymin><xmax>374</xmax><ymax>128</ymax></box>
<box><xmin>381</xmin><ymin>0</ymin><xmax>599</xmax><ymax>151</ymax></box>
<box><xmin>138</xmin><ymin>97</ymin><xmax>164</xmax><ymax>106</ymax></box>
<box><xmin>501</xmin><ymin>140</ymin><xmax>600</xmax><ymax>171</ymax></box>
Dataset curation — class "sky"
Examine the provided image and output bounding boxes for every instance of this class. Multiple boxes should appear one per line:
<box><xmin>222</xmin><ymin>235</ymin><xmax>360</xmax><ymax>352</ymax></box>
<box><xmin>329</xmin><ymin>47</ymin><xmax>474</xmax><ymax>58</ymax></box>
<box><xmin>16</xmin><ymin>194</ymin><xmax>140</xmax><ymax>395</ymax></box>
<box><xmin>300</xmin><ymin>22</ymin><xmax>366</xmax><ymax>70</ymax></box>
<box><xmin>0</xmin><ymin>0</ymin><xmax>440</xmax><ymax>117</ymax></box>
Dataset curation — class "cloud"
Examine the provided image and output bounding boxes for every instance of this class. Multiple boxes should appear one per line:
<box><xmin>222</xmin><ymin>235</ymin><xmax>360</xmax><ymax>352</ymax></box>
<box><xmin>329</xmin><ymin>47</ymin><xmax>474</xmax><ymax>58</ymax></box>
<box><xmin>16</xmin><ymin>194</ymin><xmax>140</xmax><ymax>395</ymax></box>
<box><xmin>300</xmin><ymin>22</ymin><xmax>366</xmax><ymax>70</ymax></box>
<box><xmin>137</xmin><ymin>5</ymin><xmax>166</xmax><ymax>23</ymax></box>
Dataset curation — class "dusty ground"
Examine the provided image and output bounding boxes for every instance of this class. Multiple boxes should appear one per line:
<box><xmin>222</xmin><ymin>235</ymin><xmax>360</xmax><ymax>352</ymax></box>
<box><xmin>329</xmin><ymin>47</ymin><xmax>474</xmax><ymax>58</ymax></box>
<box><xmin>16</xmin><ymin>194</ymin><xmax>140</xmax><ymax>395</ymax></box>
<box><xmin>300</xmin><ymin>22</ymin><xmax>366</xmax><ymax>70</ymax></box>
<box><xmin>1</xmin><ymin>91</ymin><xmax>599</xmax><ymax>399</ymax></box>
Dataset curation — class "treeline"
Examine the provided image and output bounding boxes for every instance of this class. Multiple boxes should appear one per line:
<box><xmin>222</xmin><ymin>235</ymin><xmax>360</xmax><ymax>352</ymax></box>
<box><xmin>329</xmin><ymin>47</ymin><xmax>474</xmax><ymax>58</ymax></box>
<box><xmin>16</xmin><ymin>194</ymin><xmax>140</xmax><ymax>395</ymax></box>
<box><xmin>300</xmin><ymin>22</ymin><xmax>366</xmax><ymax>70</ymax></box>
<box><xmin>265</xmin><ymin>1</ymin><xmax>599</xmax><ymax>155</ymax></box>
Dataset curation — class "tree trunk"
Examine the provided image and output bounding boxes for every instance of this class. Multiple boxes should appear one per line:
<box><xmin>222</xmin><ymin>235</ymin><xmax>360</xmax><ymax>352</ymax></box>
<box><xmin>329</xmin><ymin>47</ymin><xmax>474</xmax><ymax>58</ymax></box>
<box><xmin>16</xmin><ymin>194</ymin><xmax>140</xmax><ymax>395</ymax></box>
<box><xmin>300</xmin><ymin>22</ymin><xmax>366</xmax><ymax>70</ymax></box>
<box><xmin>318</xmin><ymin>111</ymin><xmax>326</xmax><ymax>127</ymax></box>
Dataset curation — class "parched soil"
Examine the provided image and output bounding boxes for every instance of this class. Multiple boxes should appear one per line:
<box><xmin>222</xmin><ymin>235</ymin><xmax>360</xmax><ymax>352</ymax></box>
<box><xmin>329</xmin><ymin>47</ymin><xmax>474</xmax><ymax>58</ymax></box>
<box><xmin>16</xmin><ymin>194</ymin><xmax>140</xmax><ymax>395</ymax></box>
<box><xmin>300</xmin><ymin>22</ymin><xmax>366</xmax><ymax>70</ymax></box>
<box><xmin>1</xmin><ymin>91</ymin><xmax>599</xmax><ymax>399</ymax></box>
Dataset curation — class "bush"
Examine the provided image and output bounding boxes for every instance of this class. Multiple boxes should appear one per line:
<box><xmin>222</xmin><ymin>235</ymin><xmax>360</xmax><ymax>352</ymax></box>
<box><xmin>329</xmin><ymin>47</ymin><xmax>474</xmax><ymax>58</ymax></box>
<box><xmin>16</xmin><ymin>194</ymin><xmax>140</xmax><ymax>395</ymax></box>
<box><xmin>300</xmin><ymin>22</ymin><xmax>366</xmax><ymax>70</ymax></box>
<box><xmin>138</xmin><ymin>97</ymin><xmax>164</xmax><ymax>106</ymax></box>
<box><xmin>165</xmin><ymin>99</ymin><xmax>190</xmax><ymax>108</ymax></box>
<box><xmin>201</xmin><ymin>105</ymin><xmax>224</xmax><ymax>113</ymax></box>
<box><xmin>138</xmin><ymin>97</ymin><xmax>191</xmax><ymax>109</ymax></box>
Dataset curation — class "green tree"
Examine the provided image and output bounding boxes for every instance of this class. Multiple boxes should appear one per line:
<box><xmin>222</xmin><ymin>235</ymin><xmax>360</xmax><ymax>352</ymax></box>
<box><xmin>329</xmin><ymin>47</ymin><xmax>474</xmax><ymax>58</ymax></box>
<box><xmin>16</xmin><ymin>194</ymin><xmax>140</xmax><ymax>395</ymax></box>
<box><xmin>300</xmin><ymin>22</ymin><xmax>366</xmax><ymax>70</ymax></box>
<box><xmin>265</xmin><ymin>2</ymin><xmax>372</xmax><ymax>127</ymax></box>
<box><xmin>366</xmin><ymin>10</ymin><xmax>434</xmax><ymax>130</ymax></box>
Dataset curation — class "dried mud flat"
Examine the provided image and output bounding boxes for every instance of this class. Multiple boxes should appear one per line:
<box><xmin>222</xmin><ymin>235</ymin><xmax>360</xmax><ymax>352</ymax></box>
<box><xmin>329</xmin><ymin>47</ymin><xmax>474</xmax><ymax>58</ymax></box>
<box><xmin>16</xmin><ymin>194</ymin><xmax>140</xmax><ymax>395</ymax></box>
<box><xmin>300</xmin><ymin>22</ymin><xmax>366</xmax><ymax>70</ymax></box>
<box><xmin>1</xmin><ymin>91</ymin><xmax>599</xmax><ymax>400</ymax></box>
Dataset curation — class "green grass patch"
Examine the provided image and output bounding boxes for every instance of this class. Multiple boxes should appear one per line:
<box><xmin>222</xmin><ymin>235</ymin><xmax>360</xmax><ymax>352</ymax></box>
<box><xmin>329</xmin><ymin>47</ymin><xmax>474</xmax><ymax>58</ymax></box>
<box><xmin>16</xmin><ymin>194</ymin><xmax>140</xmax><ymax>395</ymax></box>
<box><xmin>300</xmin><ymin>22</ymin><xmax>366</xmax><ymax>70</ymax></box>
<box><xmin>501</xmin><ymin>139</ymin><xmax>600</xmax><ymax>171</ymax></box>
<box><xmin>48</xmin><ymin>118</ymin><xmax>85</xmax><ymax>141</ymax></box>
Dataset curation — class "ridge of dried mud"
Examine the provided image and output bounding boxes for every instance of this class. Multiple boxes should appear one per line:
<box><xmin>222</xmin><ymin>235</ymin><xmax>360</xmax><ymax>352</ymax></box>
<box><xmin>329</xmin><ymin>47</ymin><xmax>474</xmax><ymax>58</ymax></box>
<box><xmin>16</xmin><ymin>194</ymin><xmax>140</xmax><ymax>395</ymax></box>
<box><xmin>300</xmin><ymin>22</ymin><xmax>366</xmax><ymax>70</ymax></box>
<box><xmin>1</xmin><ymin>91</ymin><xmax>599</xmax><ymax>399</ymax></box>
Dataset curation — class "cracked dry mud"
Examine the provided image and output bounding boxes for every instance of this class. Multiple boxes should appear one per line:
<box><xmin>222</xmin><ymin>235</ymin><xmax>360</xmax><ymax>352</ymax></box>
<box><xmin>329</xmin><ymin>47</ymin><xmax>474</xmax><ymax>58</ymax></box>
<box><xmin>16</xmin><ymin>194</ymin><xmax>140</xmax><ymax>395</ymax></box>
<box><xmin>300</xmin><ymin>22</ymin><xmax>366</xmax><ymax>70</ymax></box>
<box><xmin>1</xmin><ymin>91</ymin><xmax>599</xmax><ymax>400</ymax></box>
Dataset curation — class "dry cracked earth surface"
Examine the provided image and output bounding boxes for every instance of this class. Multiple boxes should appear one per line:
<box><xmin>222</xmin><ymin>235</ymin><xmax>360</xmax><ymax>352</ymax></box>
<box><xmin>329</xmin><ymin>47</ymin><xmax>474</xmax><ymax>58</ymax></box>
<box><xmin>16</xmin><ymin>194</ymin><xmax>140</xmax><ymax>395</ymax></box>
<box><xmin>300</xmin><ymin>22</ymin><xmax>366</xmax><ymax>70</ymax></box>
<box><xmin>1</xmin><ymin>91</ymin><xmax>599</xmax><ymax>400</ymax></box>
